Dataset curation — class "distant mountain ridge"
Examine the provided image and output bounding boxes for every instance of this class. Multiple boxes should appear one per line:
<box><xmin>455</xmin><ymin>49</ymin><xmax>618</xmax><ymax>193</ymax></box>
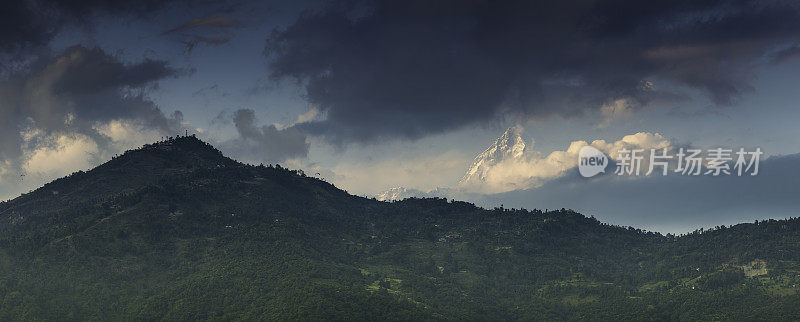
<box><xmin>376</xmin><ymin>186</ymin><xmax>452</xmax><ymax>201</ymax></box>
<box><xmin>1</xmin><ymin>136</ymin><xmax>799</xmax><ymax>320</ymax></box>
<box><xmin>376</xmin><ymin>187</ymin><xmax>422</xmax><ymax>201</ymax></box>
<box><xmin>377</xmin><ymin>126</ymin><xmax>527</xmax><ymax>201</ymax></box>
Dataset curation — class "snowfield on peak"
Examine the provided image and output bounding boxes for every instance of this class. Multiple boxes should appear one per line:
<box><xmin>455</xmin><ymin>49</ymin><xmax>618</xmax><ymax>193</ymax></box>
<box><xmin>459</xmin><ymin>126</ymin><xmax>527</xmax><ymax>186</ymax></box>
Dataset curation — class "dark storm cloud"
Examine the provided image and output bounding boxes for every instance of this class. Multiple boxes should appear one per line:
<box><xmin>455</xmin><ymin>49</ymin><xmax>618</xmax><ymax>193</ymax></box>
<box><xmin>179</xmin><ymin>35</ymin><xmax>234</xmax><ymax>53</ymax></box>
<box><xmin>51</xmin><ymin>46</ymin><xmax>178</xmax><ymax>95</ymax></box>
<box><xmin>265</xmin><ymin>0</ymin><xmax>800</xmax><ymax>144</ymax></box>
<box><xmin>162</xmin><ymin>16</ymin><xmax>241</xmax><ymax>53</ymax></box>
<box><xmin>0</xmin><ymin>0</ymin><xmax>174</xmax><ymax>54</ymax></box>
<box><xmin>770</xmin><ymin>44</ymin><xmax>800</xmax><ymax>65</ymax></box>
<box><xmin>24</xmin><ymin>46</ymin><xmax>183</xmax><ymax>132</ymax></box>
<box><xmin>163</xmin><ymin>16</ymin><xmax>240</xmax><ymax>34</ymax></box>
<box><xmin>0</xmin><ymin>45</ymin><xmax>183</xmax><ymax>175</ymax></box>
<box><xmin>220</xmin><ymin>109</ymin><xmax>309</xmax><ymax>164</ymax></box>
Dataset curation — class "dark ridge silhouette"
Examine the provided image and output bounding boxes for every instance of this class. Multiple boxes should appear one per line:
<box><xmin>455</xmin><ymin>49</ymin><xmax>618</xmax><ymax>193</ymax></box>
<box><xmin>0</xmin><ymin>137</ymin><xmax>798</xmax><ymax>320</ymax></box>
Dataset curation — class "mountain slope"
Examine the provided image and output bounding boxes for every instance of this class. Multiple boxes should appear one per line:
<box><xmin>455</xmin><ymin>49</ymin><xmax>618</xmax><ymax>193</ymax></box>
<box><xmin>1</xmin><ymin>136</ymin><xmax>800</xmax><ymax>320</ymax></box>
<box><xmin>459</xmin><ymin>126</ymin><xmax>527</xmax><ymax>186</ymax></box>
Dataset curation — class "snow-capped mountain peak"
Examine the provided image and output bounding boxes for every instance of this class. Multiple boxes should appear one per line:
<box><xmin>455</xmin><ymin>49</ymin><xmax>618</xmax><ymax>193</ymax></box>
<box><xmin>376</xmin><ymin>186</ymin><xmax>452</xmax><ymax>202</ymax></box>
<box><xmin>459</xmin><ymin>126</ymin><xmax>527</xmax><ymax>186</ymax></box>
<box><xmin>376</xmin><ymin>187</ymin><xmax>416</xmax><ymax>201</ymax></box>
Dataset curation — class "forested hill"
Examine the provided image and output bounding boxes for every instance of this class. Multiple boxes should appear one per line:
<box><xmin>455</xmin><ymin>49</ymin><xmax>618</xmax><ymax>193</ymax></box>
<box><xmin>1</xmin><ymin>136</ymin><xmax>799</xmax><ymax>320</ymax></box>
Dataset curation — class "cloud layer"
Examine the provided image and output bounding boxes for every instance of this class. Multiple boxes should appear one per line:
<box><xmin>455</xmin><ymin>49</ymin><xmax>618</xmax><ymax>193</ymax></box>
<box><xmin>485</xmin><ymin>152</ymin><xmax>800</xmax><ymax>234</ymax></box>
<box><xmin>266</xmin><ymin>0</ymin><xmax>800</xmax><ymax>144</ymax></box>
<box><xmin>459</xmin><ymin>131</ymin><xmax>673</xmax><ymax>194</ymax></box>
<box><xmin>0</xmin><ymin>45</ymin><xmax>183</xmax><ymax>199</ymax></box>
<box><xmin>0</xmin><ymin>0</ymin><xmax>174</xmax><ymax>59</ymax></box>
<box><xmin>219</xmin><ymin>109</ymin><xmax>310</xmax><ymax>165</ymax></box>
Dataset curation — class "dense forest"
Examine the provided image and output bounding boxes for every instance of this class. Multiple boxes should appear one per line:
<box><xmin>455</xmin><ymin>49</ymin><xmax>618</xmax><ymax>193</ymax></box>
<box><xmin>1</xmin><ymin>136</ymin><xmax>799</xmax><ymax>320</ymax></box>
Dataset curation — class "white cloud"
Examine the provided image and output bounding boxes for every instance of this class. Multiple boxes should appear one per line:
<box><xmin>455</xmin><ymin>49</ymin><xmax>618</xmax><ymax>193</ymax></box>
<box><xmin>0</xmin><ymin>120</ymin><xmax>169</xmax><ymax>201</ymax></box>
<box><xmin>294</xmin><ymin>107</ymin><xmax>319</xmax><ymax>124</ymax></box>
<box><xmin>0</xmin><ymin>160</ymin><xmax>12</xmax><ymax>179</ymax></box>
<box><xmin>0</xmin><ymin>46</ymin><xmax>183</xmax><ymax>200</ymax></box>
<box><xmin>460</xmin><ymin>132</ymin><xmax>673</xmax><ymax>194</ymax></box>
<box><xmin>23</xmin><ymin>133</ymin><xmax>99</xmax><ymax>177</ymax></box>
<box><xmin>274</xmin><ymin>107</ymin><xmax>320</xmax><ymax>131</ymax></box>
<box><xmin>94</xmin><ymin>119</ymin><xmax>163</xmax><ymax>150</ymax></box>
<box><xmin>597</xmin><ymin>98</ymin><xmax>637</xmax><ymax>129</ymax></box>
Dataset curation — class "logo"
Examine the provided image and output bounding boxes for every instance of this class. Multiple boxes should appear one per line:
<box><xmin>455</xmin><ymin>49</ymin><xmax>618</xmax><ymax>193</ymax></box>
<box><xmin>578</xmin><ymin>146</ymin><xmax>608</xmax><ymax>178</ymax></box>
<box><xmin>576</xmin><ymin>146</ymin><xmax>762</xmax><ymax>178</ymax></box>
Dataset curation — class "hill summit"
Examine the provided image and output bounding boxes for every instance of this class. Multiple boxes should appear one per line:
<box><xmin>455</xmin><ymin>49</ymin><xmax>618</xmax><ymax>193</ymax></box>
<box><xmin>105</xmin><ymin>134</ymin><xmax>239</xmax><ymax>172</ymax></box>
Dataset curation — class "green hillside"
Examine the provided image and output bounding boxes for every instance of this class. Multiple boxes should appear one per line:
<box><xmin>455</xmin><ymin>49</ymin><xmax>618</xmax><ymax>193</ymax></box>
<box><xmin>1</xmin><ymin>136</ymin><xmax>799</xmax><ymax>320</ymax></box>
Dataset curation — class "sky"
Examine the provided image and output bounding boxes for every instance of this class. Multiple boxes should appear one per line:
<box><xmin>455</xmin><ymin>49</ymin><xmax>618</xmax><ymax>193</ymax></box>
<box><xmin>1</xmin><ymin>0</ymin><xmax>800</xmax><ymax>233</ymax></box>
